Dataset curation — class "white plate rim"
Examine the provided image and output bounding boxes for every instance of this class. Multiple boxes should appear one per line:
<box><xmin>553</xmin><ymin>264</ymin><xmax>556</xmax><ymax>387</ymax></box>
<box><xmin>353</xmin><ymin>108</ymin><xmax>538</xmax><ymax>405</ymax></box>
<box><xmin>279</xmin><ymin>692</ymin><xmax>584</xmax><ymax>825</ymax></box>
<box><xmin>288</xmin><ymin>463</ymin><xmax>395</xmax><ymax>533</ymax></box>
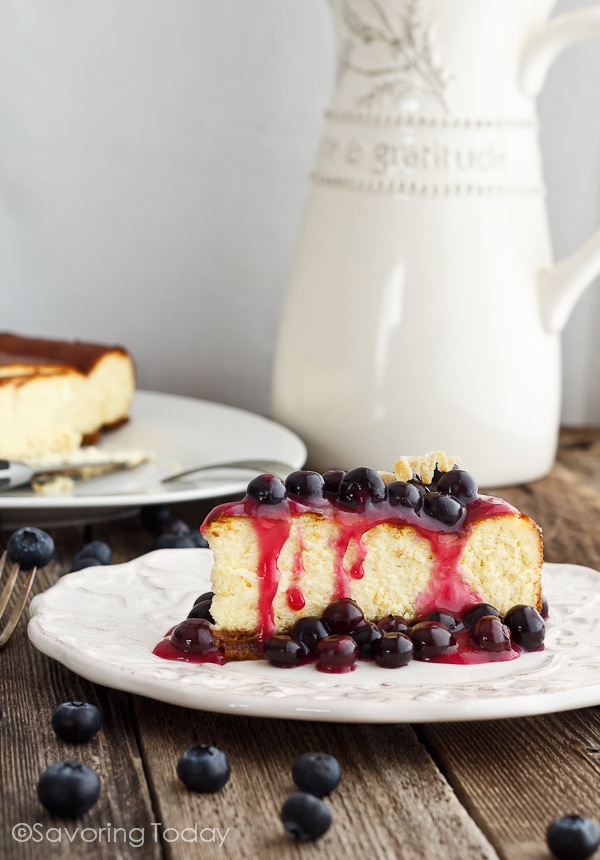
<box><xmin>27</xmin><ymin>551</ymin><xmax>600</xmax><ymax>723</ymax></box>
<box><xmin>0</xmin><ymin>390</ymin><xmax>306</xmax><ymax>521</ymax></box>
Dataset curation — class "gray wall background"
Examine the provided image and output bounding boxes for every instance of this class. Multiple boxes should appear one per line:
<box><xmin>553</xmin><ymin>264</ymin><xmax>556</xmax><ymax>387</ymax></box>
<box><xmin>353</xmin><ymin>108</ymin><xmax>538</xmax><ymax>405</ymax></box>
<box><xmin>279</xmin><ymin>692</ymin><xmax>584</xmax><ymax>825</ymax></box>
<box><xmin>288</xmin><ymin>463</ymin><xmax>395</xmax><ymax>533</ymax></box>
<box><xmin>1</xmin><ymin>0</ymin><xmax>599</xmax><ymax>424</ymax></box>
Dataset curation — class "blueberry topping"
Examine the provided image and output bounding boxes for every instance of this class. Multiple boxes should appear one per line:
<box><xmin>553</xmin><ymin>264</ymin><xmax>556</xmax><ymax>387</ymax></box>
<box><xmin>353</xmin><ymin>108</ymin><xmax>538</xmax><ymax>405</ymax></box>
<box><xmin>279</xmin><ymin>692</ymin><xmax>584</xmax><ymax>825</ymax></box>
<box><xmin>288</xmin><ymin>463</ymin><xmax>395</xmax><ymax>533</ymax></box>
<box><xmin>37</xmin><ymin>761</ymin><xmax>100</xmax><ymax>818</ymax></box>
<box><xmin>377</xmin><ymin>614</ymin><xmax>409</xmax><ymax>634</ymax></box>
<box><xmin>7</xmin><ymin>527</ymin><xmax>54</xmax><ymax>570</ymax></box>
<box><xmin>246</xmin><ymin>474</ymin><xmax>287</xmax><ymax>505</ymax></box>
<box><xmin>187</xmin><ymin>599</ymin><xmax>214</xmax><ymax>623</ymax></box>
<box><xmin>281</xmin><ymin>792</ymin><xmax>332</xmax><ymax>841</ymax></box>
<box><xmin>322</xmin><ymin>469</ymin><xmax>345</xmax><ymax>497</ymax></box>
<box><xmin>292</xmin><ymin>752</ymin><xmax>341</xmax><ymax>797</ymax></box>
<box><xmin>315</xmin><ymin>635</ymin><xmax>358</xmax><ymax>673</ymax></box>
<box><xmin>504</xmin><ymin>605</ymin><xmax>545</xmax><ymax>651</ymax></box>
<box><xmin>73</xmin><ymin>540</ymin><xmax>112</xmax><ymax>566</ymax></box>
<box><xmin>409</xmin><ymin>621</ymin><xmax>456</xmax><ymax>659</ymax></box>
<box><xmin>337</xmin><ymin>467</ymin><xmax>386</xmax><ymax>508</ymax></box>
<box><xmin>462</xmin><ymin>603</ymin><xmax>501</xmax><ymax>629</ymax></box>
<box><xmin>322</xmin><ymin>598</ymin><xmax>364</xmax><ymax>634</ymax></box>
<box><xmin>374</xmin><ymin>632</ymin><xmax>414</xmax><ymax>668</ymax></box>
<box><xmin>350</xmin><ymin>619</ymin><xmax>383</xmax><ymax>658</ymax></box>
<box><xmin>289</xmin><ymin>617</ymin><xmax>331</xmax><ymax>655</ymax></box>
<box><xmin>420</xmin><ymin>610</ymin><xmax>463</xmax><ymax>632</ymax></box>
<box><xmin>170</xmin><ymin>618</ymin><xmax>219</xmax><ymax>655</ymax></box>
<box><xmin>51</xmin><ymin>702</ymin><xmax>102</xmax><ymax>743</ymax></box>
<box><xmin>471</xmin><ymin>615</ymin><xmax>512</xmax><ymax>652</ymax></box>
<box><xmin>285</xmin><ymin>470</ymin><xmax>325</xmax><ymax>500</ymax></box>
<box><xmin>263</xmin><ymin>635</ymin><xmax>307</xmax><ymax>668</ymax></box>
<box><xmin>546</xmin><ymin>815</ymin><xmax>600</xmax><ymax>860</ymax></box>
<box><xmin>541</xmin><ymin>593</ymin><xmax>549</xmax><ymax>618</ymax></box>
<box><xmin>176</xmin><ymin>744</ymin><xmax>231</xmax><ymax>792</ymax></box>
<box><xmin>436</xmin><ymin>469</ymin><xmax>479</xmax><ymax>502</ymax></box>
<box><xmin>387</xmin><ymin>481</ymin><xmax>424</xmax><ymax>511</ymax></box>
<box><xmin>194</xmin><ymin>591</ymin><xmax>214</xmax><ymax>606</ymax></box>
<box><xmin>422</xmin><ymin>493</ymin><xmax>466</xmax><ymax>527</ymax></box>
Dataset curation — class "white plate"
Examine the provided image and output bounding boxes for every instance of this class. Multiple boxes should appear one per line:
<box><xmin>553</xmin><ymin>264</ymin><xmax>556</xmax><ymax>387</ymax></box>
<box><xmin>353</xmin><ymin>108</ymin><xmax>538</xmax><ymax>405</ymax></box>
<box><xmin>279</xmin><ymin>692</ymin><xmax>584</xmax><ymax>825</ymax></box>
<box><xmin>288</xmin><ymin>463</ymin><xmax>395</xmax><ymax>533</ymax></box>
<box><xmin>27</xmin><ymin>551</ymin><xmax>600</xmax><ymax>723</ymax></box>
<box><xmin>0</xmin><ymin>391</ymin><xmax>306</xmax><ymax>527</ymax></box>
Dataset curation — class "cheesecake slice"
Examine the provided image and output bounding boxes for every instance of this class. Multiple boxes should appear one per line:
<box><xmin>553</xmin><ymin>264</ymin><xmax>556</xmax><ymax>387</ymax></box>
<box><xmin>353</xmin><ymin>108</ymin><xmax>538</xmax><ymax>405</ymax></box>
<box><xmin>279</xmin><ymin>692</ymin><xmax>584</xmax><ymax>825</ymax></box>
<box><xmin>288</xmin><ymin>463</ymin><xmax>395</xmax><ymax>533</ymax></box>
<box><xmin>201</xmin><ymin>453</ymin><xmax>543</xmax><ymax>660</ymax></box>
<box><xmin>0</xmin><ymin>332</ymin><xmax>135</xmax><ymax>461</ymax></box>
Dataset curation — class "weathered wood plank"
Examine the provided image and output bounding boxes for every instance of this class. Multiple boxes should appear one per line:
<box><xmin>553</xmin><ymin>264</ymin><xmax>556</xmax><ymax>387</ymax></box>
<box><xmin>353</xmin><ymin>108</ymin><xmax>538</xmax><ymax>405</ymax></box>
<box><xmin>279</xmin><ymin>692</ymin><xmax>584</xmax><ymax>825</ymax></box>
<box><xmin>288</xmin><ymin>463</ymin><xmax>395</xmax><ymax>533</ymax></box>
<box><xmin>133</xmin><ymin>699</ymin><xmax>500</xmax><ymax>860</ymax></box>
<box><xmin>422</xmin><ymin>709</ymin><xmax>600</xmax><ymax>860</ymax></box>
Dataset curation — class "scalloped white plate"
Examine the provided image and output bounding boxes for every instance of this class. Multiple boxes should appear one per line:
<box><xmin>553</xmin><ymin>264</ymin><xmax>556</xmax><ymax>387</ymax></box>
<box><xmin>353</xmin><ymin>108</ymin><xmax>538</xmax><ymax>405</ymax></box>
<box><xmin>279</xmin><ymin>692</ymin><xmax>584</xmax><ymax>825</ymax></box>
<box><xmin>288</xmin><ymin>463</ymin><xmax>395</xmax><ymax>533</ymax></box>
<box><xmin>0</xmin><ymin>391</ymin><xmax>306</xmax><ymax>527</ymax></box>
<box><xmin>27</xmin><ymin>550</ymin><xmax>600</xmax><ymax>723</ymax></box>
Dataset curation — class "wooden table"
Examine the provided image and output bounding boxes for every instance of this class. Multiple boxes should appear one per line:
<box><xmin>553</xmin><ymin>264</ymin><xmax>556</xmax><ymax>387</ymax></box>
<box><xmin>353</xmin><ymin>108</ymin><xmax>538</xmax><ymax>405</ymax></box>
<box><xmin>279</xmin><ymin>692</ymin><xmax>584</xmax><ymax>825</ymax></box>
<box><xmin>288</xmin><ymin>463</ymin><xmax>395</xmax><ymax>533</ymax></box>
<box><xmin>2</xmin><ymin>428</ymin><xmax>600</xmax><ymax>860</ymax></box>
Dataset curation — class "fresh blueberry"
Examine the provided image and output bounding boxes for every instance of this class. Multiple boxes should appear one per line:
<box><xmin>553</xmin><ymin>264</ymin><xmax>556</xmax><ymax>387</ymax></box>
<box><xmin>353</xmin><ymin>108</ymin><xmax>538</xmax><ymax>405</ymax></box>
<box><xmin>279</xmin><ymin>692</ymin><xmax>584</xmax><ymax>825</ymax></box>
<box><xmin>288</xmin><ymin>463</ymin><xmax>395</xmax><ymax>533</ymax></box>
<box><xmin>69</xmin><ymin>556</ymin><xmax>104</xmax><ymax>572</ymax></box>
<box><xmin>285</xmin><ymin>471</ymin><xmax>325</xmax><ymax>501</ymax></box>
<box><xmin>73</xmin><ymin>540</ymin><xmax>112</xmax><ymax>566</ymax></box>
<box><xmin>263</xmin><ymin>635</ymin><xmax>307</xmax><ymax>668</ymax></box>
<box><xmin>176</xmin><ymin>745</ymin><xmax>231</xmax><ymax>792</ymax></box>
<box><xmin>170</xmin><ymin>619</ymin><xmax>219</xmax><ymax>655</ymax></box>
<box><xmin>281</xmin><ymin>792</ymin><xmax>332</xmax><ymax>841</ymax></box>
<box><xmin>189</xmin><ymin>531</ymin><xmax>209</xmax><ymax>549</ymax></box>
<box><xmin>292</xmin><ymin>752</ymin><xmax>341</xmax><ymax>797</ymax></box>
<box><xmin>151</xmin><ymin>534</ymin><xmax>198</xmax><ymax>550</ymax></box>
<box><xmin>462</xmin><ymin>603</ymin><xmax>501</xmax><ymax>629</ymax></box>
<box><xmin>422</xmin><ymin>493</ymin><xmax>466</xmax><ymax>528</ymax></box>
<box><xmin>374</xmin><ymin>632</ymin><xmax>414</xmax><ymax>667</ymax></box>
<box><xmin>436</xmin><ymin>469</ymin><xmax>479</xmax><ymax>502</ymax></box>
<box><xmin>7</xmin><ymin>527</ymin><xmax>54</xmax><ymax>570</ymax></box>
<box><xmin>289</xmin><ymin>617</ymin><xmax>331</xmax><ymax>655</ymax></box>
<box><xmin>37</xmin><ymin>761</ymin><xmax>100</xmax><ymax>818</ymax></box>
<box><xmin>546</xmin><ymin>815</ymin><xmax>600</xmax><ymax>860</ymax></box>
<box><xmin>246</xmin><ymin>474</ymin><xmax>287</xmax><ymax>505</ymax></box>
<box><xmin>387</xmin><ymin>481</ymin><xmax>424</xmax><ymax>511</ymax></box>
<box><xmin>51</xmin><ymin>702</ymin><xmax>102</xmax><ymax>743</ymax></box>
<box><xmin>140</xmin><ymin>504</ymin><xmax>172</xmax><ymax>534</ymax></box>
<box><xmin>504</xmin><ymin>605</ymin><xmax>545</xmax><ymax>651</ymax></box>
<box><xmin>337</xmin><ymin>467</ymin><xmax>386</xmax><ymax>508</ymax></box>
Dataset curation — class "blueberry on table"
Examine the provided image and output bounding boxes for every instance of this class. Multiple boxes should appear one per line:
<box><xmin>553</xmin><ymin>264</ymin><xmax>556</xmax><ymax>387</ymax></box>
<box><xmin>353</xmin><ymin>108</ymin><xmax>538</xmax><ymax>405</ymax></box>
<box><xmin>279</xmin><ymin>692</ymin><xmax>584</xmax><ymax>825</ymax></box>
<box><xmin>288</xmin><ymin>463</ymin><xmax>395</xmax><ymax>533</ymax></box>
<box><xmin>69</xmin><ymin>557</ymin><xmax>104</xmax><ymax>573</ymax></box>
<box><xmin>73</xmin><ymin>540</ymin><xmax>112</xmax><ymax>566</ymax></box>
<box><xmin>151</xmin><ymin>534</ymin><xmax>198</xmax><ymax>550</ymax></box>
<box><xmin>140</xmin><ymin>503</ymin><xmax>172</xmax><ymax>534</ymax></box>
<box><xmin>281</xmin><ymin>792</ymin><xmax>332</xmax><ymax>841</ymax></box>
<box><xmin>546</xmin><ymin>815</ymin><xmax>600</xmax><ymax>860</ymax></box>
<box><xmin>37</xmin><ymin>761</ymin><xmax>100</xmax><ymax>818</ymax></box>
<box><xmin>51</xmin><ymin>702</ymin><xmax>102</xmax><ymax>743</ymax></box>
<box><xmin>292</xmin><ymin>752</ymin><xmax>341</xmax><ymax>797</ymax></box>
<box><xmin>7</xmin><ymin>527</ymin><xmax>54</xmax><ymax>570</ymax></box>
<box><xmin>176</xmin><ymin>745</ymin><xmax>231</xmax><ymax>792</ymax></box>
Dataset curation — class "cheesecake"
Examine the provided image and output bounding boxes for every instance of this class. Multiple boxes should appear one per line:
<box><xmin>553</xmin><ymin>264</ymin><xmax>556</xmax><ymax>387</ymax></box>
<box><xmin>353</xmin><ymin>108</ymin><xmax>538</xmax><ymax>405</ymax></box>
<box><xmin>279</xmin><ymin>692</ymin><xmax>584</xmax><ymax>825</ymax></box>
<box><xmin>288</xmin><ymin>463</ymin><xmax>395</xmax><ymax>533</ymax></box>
<box><xmin>201</xmin><ymin>453</ymin><xmax>543</xmax><ymax>660</ymax></box>
<box><xmin>0</xmin><ymin>333</ymin><xmax>135</xmax><ymax>461</ymax></box>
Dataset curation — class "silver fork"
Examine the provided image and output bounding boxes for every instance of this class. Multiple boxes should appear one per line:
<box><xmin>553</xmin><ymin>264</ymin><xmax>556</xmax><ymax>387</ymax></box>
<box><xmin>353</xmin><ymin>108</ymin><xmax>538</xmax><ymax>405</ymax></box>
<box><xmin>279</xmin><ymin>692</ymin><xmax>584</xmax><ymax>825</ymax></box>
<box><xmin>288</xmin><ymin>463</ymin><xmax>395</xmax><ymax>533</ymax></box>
<box><xmin>0</xmin><ymin>552</ymin><xmax>38</xmax><ymax>649</ymax></box>
<box><xmin>161</xmin><ymin>458</ymin><xmax>299</xmax><ymax>484</ymax></box>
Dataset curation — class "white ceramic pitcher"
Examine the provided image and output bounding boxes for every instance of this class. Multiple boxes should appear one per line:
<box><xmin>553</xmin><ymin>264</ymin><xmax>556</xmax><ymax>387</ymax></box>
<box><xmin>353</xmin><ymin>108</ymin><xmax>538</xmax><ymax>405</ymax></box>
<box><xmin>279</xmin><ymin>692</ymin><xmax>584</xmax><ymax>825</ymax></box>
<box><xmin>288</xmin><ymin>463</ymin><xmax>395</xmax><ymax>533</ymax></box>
<box><xmin>272</xmin><ymin>0</ymin><xmax>600</xmax><ymax>486</ymax></box>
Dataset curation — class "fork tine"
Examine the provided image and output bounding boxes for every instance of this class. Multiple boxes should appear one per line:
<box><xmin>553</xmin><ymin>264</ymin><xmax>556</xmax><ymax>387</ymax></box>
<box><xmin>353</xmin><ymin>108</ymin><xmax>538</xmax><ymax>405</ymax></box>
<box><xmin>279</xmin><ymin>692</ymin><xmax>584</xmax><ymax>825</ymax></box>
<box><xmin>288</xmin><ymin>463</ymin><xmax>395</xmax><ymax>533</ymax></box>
<box><xmin>0</xmin><ymin>565</ymin><xmax>38</xmax><ymax>650</ymax></box>
<box><xmin>0</xmin><ymin>553</ymin><xmax>20</xmax><ymax>618</ymax></box>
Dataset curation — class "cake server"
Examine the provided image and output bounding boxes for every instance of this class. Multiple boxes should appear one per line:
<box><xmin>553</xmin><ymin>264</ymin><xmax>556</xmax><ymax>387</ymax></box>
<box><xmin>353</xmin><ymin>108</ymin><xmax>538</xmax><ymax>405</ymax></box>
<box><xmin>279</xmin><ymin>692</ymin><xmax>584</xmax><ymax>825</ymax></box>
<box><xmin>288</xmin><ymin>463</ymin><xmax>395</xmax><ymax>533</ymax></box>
<box><xmin>0</xmin><ymin>457</ymin><xmax>148</xmax><ymax>491</ymax></box>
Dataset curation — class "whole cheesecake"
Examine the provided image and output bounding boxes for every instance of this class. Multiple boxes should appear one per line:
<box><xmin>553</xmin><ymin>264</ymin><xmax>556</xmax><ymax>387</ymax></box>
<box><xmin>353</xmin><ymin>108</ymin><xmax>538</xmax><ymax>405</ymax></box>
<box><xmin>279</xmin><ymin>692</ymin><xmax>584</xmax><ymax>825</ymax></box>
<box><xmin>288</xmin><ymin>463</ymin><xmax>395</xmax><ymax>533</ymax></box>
<box><xmin>0</xmin><ymin>332</ymin><xmax>135</xmax><ymax>461</ymax></box>
<box><xmin>201</xmin><ymin>453</ymin><xmax>543</xmax><ymax>660</ymax></box>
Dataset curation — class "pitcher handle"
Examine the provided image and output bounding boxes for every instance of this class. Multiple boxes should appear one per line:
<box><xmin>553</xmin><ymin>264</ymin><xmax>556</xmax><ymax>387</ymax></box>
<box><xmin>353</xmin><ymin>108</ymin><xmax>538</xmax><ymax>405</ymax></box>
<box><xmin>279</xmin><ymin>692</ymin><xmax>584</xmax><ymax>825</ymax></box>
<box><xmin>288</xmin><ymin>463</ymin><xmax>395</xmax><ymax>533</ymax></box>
<box><xmin>519</xmin><ymin>8</ymin><xmax>600</xmax><ymax>333</ymax></box>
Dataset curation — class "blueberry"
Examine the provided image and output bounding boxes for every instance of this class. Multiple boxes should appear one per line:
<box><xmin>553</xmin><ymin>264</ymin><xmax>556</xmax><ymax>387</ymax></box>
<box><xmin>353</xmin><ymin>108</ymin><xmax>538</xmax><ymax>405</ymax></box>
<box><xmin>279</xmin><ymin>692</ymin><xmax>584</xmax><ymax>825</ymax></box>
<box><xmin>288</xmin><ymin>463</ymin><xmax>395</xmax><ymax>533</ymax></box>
<box><xmin>285</xmin><ymin>470</ymin><xmax>325</xmax><ymax>501</ymax></box>
<box><xmin>263</xmin><ymin>635</ymin><xmax>307</xmax><ymax>668</ymax></box>
<box><xmin>281</xmin><ymin>792</ymin><xmax>332</xmax><ymax>841</ymax></box>
<box><xmin>547</xmin><ymin>815</ymin><xmax>600</xmax><ymax>860</ymax></box>
<box><xmin>504</xmin><ymin>605</ymin><xmax>545</xmax><ymax>651</ymax></box>
<box><xmin>292</xmin><ymin>752</ymin><xmax>341</xmax><ymax>797</ymax></box>
<box><xmin>387</xmin><ymin>481</ymin><xmax>424</xmax><ymax>511</ymax></box>
<box><xmin>177</xmin><ymin>745</ymin><xmax>231</xmax><ymax>792</ymax></box>
<box><xmin>436</xmin><ymin>469</ymin><xmax>479</xmax><ymax>502</ymax></box>
<box><xmin>246</xmin><ymin>474</ymin><xmax>287</xmax><ymax>505</ymax></box>
<box><xmin>170</xmin><ymin>619</ymin><xmax>219</xmax><ymax>655</ymax></box>
<box><xmin>289</xmin><ymin>617</ymin><xmax>331</xmax><ymax>655</ymax></box>
<box><xmin>69</xmin><ymin>556</ymin><xmax>104</xmax><ymax>572</ymax></box>
<box><xmin>337</xmin><ymin>467</ymin><xmax>386</xmax><ymax>508</ymax></box>
<box><xmin>140</xmin><ymin>503</ymin><xmax>172</xmax><ymax>534</ymax></box>
<box><xmin>422</xmin><ymin>493</ymin><xmax>466</xmax><ymax>528</ymax></box>
<box><xmin>189</xmin><ymin>531</ymin><xmax>209</xmax><ymax>549</ymax></box>
<box><xmin>462</xmin><ymin>603</ymin><xmax>501</xmax><ymax>629</ymax></box>
<box><xmin>7</xmin><ymin>527</ymin><xmax>54</xmax><ymax>570</ymax></box>
<box><xmin>374</xmin><ymin>632</ymin><xmax>414</xmax><ymax>667</ymax></box>
<box><xmin>73</xmin><ymin>540</ymin><xmax>112</xmax><ymax>566</ymax></box>
<box><xmin>322</xmin><ymin>598</ymin><xmax>364</xmax><ymax>634</ymax></box>
<box><xmin>51</xmin><ymin>702</ymin><xmax>102</xmax><ymax>743</ymax></box>
<box><xmin>37</xmin><ymin>761</ymin><xmax>100</xmax><ymax>818</ymax></box>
